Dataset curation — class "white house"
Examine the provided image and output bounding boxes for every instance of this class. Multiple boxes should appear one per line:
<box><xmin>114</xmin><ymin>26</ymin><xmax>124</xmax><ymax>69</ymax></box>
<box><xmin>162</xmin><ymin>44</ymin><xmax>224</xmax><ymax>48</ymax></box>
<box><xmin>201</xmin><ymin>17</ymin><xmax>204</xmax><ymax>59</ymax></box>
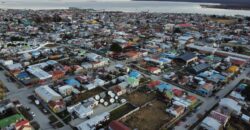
<box><xmin>35</xmin><ymin>85</ymin><xmax>62</xmax><ymax>103</ymax></box>
<box><xmin>166</xmin><ymin>105</ymin><xmax>185</xmax><ymax>117</ymax></box>
<box><xmin>58</xmin><ymin>85</ymin><xmax>74</xmax><ymax>96</ymax></box>
<box><xmin>219</xmin><ymin>98</ymin><xmax>241</xmax><ymax>115</ymax></box>
<box><xmin>201</xmin><ymin>117</ymin><xmax>222</xmax><ymax>130</ymax></box>
<box><xmin>67</xmin><ymin>103</ymin><xmax>93</xmax><ymax>119</ymax></box>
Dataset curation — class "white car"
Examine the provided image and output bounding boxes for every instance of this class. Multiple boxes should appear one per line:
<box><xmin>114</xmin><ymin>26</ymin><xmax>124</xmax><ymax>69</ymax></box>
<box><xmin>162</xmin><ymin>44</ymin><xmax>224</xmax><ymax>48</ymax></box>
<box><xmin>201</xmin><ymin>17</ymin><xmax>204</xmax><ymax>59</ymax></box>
<box><xmin>31</xmin><ymin>112</ymin><xmax>36</xmax><ymax>117</ymax></box>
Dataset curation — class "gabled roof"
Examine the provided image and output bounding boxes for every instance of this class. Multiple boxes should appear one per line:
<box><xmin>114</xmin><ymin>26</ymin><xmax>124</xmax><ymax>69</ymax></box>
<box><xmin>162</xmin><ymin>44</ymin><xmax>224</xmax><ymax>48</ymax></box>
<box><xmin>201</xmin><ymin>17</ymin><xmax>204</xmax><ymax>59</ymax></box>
<box><xmin>176</xmin><ymin>53</ymin><xmax>197</xmax><ymax>62</ymax></box>
<box><xmin>189</xmin><ymin>63</ymin><xmax>210</xmax><ymax>74</ymax></box>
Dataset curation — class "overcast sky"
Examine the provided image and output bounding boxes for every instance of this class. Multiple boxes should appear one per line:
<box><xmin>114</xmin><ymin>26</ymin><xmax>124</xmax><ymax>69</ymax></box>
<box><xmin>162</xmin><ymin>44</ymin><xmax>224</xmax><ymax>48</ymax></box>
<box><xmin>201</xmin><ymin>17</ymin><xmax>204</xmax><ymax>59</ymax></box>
<box><xmin>0</xmin><ymin>0</ymin><xmax>130</xmax><ymax>2</ymax></box>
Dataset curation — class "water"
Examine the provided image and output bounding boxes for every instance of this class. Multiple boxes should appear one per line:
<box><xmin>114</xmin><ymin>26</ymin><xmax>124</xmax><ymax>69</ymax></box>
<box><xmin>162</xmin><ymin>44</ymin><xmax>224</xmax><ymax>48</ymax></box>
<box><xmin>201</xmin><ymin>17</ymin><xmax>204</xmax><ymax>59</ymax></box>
<box><xmin>0</xmin><ymin>0</ymin><xmax>250</xmax><ymax>16</ymax></box>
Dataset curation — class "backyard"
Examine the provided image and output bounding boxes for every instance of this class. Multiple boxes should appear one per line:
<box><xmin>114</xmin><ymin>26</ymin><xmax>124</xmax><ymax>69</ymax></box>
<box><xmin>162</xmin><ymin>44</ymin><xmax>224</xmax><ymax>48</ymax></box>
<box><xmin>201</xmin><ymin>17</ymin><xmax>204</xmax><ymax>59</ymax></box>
<box><xmin>69</xmin><ymin>87</ymin><xmax>105</xmax><ymax>105</ymax></box>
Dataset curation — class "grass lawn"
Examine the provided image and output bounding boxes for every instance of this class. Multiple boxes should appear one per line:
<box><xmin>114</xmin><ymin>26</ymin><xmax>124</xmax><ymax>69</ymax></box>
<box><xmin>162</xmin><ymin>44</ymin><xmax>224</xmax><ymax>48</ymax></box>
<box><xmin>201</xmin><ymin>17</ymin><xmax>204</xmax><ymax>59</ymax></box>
<box><xmin>110</xmin><ymin>103</ymin><xmax>136</xmax><ymax>121</ymax></box>
<box><xmin>122</xmin><ymin>100</ymin><xmax>173</xmax><ymax>130</ymax></box>
<box><xmin>56</xmin><ymin>110</ymin><xmax>71</xmax><ymax>124</ymax></box>
<box><xmin>0</xmin><ymin>114</ymin><xmax>25</xmax><ymax>128</ymax></box>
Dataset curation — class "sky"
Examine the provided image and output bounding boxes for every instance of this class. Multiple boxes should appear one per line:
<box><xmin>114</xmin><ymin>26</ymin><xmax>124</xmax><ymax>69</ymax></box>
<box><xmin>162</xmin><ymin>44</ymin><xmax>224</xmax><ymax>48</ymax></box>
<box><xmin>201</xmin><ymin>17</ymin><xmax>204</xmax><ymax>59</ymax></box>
<box><xmin>0</xmin><ymin>0</ymin><xmax>130</xmax><ymax>2</ymax></box>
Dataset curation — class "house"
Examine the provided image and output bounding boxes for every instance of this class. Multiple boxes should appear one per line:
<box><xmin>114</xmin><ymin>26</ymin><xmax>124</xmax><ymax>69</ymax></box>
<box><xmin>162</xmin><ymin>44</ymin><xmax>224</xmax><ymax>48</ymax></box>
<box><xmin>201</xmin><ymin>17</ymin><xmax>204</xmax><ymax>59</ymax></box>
<box><xmin>156</xmin><ymin>83</ymin><xmax>173</xmax><ymax>92</ymax></box>
<box><xmin>186</xmin><ymin>95</ymin><xmax>198</xmax><ymax>105</ymax></box>
<box><xmin>35</xmin><ymin>85</ymin><xmax>62</xmax><ymax>103</ymax></box>
<box><xmin>219</xmin><ymin>98</ymin><xmax>241</xmax><ymax>115</ymax></box>
<box><xmin>129</xmin><ymin>70</ymin><xmax>141</xmax><ymax>79</ymax></box>
<box><xmin>172</xmin><ymin>89</ymin><xmax>184</xmax><ymax>97</ymax></box>
<box><xmin>65</xmin><ymin>78</ymin><xmax>81</xmax><ymax>88</ymax></box>
<box><xmin>94</xmin><ymin>78</ymin><xmax>105</xmax><ymax>87</ymax></box>
<box><xmin>6</xmin><ymin>63</ymin><xmax>22</xmax><ymax>71</ymax></box>
<box><xmin>83</xmin><ymin>83</ymin><xmax>96</xmax><ymax>90</ymax></box>
<box><xmin>83</xmin><ymin>98</ymin><xmax>98</xmax><ymax>109</ymax></box>
<box><xmin>126</xmin><ymin>51</ymin><xmax>140</xmax><ymax>59</ymax></box>
<box><xmin>58</xmin><ymin>85</ymin><xmax>74</xmax><ymax>96</ymax></box>
<box><xmin>76</xmin><ymin>112</ymin><xmax>110</xmax><ymax>130</ymax></box>
<box><xmin>197</xmin><ymin>83</ymin><xmax>214</xmax><ymax>96</ymax></box>
<box><xmin>147</xmin><ymin>80</ymin><xmax>161</xmax><ymax>89</ymax></box>
<box><xmin>147</xmin><ymin>67</ymin><xmax>161</xmax><ymax>74</ymax></box>
<box><xmin>210</xmin><ymin>110</ymin><xmax>230</xmax><ymax>126</ymax></box>
<box><xmin>86</xmin><ymin>53</ymin><xmax>101</xmax><ymax>62</ymax></box>
<box><xmin>227</xmin><ymin>65</ymin><xmax>239</xmax><ymax>73</ymax></box>
<box><xmin>164</xmin><ymin>24</ymin><xmax>175</xmax><ymax>32</ymax></box>
<box><xmin>200</xmin><ymin>117</ymin><xmax>222</xmax><ymax>130</ymax></box>
<box><xmin>92</xmin><ymin>61</ymin><xmax>108</xmax><ymax>68</ymax></box>
<box><xmin>127</xmin><ymin>77</ymin><xmax>139</xmax><ymax>87</ymax></box>
<box><xmin>112</xmin><ymin>84</ymin><xmax>127</xmax><ymax>96</ymax></box>
<box><xmin>166</xmin><ymin>105</ymin><xmax>185</xmax><ymax>117</ymax></box>
<box><xmin>67</xmin><ymin>103</ymin><xmax>93</xmax><ymax>119</ymax></box>
<box><xmin>175</xmin><ymin>53</ymin><xmax>198</xmax><ymax>65</ymax></box>
<box><xmin>27</xmin><ymin>67</ymin><xmax>52</xmax><ymax>81</ymax></box>
<box><xmin>48</xmin><ymin>99</ymin><xmax>66</xmax><ymax>113</ymax></box>
<box><xmin>109</xmin><ymin>120</ymin><xmax>131</xmax><ymax>130</ymax></box>
<box><xmin>189</xmin><ymin>63</ymin><xmax>210</xmax><ymax>74</ymax></box>
<box><xmin>15</xmin><ymin>119</ymin><xmax>33</xmax><ymax>130</ymax></box>
<box><xmin>52</xmin><ymin>70</ymin><xmax>65</xmax><ymax>80</ymax></box>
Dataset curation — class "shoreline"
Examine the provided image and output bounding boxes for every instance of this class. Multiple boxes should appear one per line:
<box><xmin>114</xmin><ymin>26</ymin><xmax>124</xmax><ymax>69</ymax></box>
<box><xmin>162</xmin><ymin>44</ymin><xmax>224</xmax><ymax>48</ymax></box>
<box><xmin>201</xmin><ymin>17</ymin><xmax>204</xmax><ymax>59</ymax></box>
<box><xmin>200</xmin><ymin>4</ymin><xmax>250</xmax><ymax>11</ymax></box>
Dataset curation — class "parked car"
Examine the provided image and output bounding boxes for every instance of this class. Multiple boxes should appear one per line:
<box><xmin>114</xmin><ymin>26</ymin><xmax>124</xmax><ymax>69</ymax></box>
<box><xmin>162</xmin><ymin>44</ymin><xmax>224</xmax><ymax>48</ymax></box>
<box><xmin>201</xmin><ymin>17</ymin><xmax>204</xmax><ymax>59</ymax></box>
<box><xmin>31</xmin><ymin>112</ymin><xmax>36</xmax><ymax>117</ymax></box>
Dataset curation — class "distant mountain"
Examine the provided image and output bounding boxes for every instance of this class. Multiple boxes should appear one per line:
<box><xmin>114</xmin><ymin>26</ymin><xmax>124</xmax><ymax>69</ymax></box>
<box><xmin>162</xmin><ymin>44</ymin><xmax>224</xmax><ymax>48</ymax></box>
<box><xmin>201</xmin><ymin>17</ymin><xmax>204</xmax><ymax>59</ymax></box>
<box><xmin>133</xmin><ymin>0</ymin><xmax>250</xmax><ymax>4</ymax></box>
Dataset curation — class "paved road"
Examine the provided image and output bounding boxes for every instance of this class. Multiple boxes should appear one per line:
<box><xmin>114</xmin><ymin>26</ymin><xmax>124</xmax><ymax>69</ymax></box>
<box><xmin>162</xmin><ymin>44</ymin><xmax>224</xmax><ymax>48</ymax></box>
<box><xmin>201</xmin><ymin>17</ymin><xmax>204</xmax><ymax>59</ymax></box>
<box><xmin>174</xmin><ymin>68</ymin><xmax>250</xmax><ymax>130</ymax></box>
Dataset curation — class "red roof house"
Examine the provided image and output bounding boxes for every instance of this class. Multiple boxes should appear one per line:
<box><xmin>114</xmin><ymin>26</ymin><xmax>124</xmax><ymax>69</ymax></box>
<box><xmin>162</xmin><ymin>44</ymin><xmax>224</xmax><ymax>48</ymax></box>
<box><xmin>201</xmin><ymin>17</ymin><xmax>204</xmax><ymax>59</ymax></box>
<box><xmin>109</xmin><ymin>120</ymin><xmax>131</xmax><ymax>130</ymax></box>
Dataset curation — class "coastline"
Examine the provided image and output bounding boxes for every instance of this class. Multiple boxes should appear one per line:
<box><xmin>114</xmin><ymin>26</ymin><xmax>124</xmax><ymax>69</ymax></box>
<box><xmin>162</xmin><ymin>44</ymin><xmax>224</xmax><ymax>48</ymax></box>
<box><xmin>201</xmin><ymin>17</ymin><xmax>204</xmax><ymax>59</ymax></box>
<box><xmin>0</xmin><ymin>1</ymin><xmax>250</xmax><ymax>16</ymax></box>
<box><xmin>200</xmin><ymin>4</ymin><xmax>250</xmax><ymax>11</ymax></box>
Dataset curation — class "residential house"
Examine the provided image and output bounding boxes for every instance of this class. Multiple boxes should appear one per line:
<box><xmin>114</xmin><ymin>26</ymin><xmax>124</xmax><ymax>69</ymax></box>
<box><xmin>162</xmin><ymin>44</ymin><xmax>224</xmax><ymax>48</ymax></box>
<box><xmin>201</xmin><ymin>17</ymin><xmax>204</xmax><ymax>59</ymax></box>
<box><xmin>175</xmin><ymin>53</ymin><xmax>198</xmax><ymax>65</ymax></box>
<box><xmin>58</xmin><ymin>85</ymin><xmax>74</xmax><ymax>96</ymax></box>
<box><xmin>200</xmin><ymin>117</ymin><xmax>222</xmax><ymax>130</ymax></box>
<box><xmin>188</xmin><ymin>63</ymin><xmax>210</xmax><ymax>74</ymax></box>
<box><xmin>196</xmin><ymin>83</ymin><xmax>214</xmax><ymax>96</ymax></box>
<box><xmin>67</xmin><ymin>103</ymin><xmax>93</xmax><ymax>119</ymax></box>
<box><xmin>15</xmin><ymin>119</ymin><xmax>33</xmax><ymax>130</ymax></box>
<box><xmin>48</xmin><ymin>99</ymin><xmax>66</xmax><ymax>113</ymax></box>
<box><xmin>35</xmin><ymin>85</ymin><xmax>62</xmax><ymax>103</ymax></box>
<box><xmin>166</xmin><ymin>104</ymin><xmax>185</xmax><ymax>117</ymax></box>
<box><xmin>219</xmin><ymin>98</ymin><xmax>242</xmax><ymax>115</ymax></box>
<box><xmin>76</xmin><ymin>112</ymin><xmax>110</xmax><ymax>130</ymax></box>
<box><xmin>109</xmin><ymin>120</ymin><xmax>131</xmax><ymax>130</ymax></box>
<box><xmin>147</xmin><ymin>67</ymin><xmax>161</xmax><ymax>74</ymax></box>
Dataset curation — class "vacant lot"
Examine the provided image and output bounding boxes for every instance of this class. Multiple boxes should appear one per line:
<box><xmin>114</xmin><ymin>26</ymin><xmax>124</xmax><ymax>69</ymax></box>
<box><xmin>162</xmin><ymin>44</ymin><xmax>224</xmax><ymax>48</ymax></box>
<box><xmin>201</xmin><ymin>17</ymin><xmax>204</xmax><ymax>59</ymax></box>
<box><xmin>226</xmin><ymin>116</ymin><xmax>250</xmax><ymax>130</ymax></box>
<box><xmin>122</xmin><ymin>100</ymin><xmax>173</xmax><ymax>130</ymax></box>
<box><xmin>208</xmin><ymin>17</ymin><xmax>236</xmax><ymax>24</ymax></box>
<box><xmin>123</xmin><ymin>89</ymin><xmax>156</xmax><ymax>107</ymax></box>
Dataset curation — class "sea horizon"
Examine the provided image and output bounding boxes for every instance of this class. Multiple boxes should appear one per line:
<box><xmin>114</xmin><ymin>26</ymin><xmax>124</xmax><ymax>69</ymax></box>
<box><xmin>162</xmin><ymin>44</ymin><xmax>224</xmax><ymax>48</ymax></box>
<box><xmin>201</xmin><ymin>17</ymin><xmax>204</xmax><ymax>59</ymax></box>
<box><xmin>0</xmin><ymin>0</ymin><xmax>250</xmax><ymax>16</ymax></box>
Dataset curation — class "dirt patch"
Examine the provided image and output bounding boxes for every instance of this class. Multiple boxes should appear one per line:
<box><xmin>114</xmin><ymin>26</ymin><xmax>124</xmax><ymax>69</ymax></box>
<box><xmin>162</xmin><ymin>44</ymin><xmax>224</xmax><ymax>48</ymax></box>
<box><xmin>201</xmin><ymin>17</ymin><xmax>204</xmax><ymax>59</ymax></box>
<box><xmin>122</xmin><ymin>100</ymin><xmax>173</xmax><ymax>130</ymax></box>
<box><xmin>123</xmin><ymin>90</ymin><xmax>156</xmax><ymax>107</ymax></box>
<box><xmin>208</xmin><ymin>17</ymin><xmax>236</xmax><ymax>24</ymax></box>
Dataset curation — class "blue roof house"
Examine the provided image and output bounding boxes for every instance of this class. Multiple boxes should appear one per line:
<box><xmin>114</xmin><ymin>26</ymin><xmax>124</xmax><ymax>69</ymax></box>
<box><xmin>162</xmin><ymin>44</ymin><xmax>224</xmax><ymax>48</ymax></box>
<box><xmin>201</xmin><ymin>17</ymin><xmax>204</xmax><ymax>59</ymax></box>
<box><xmin>65</xmin><ymin>78</ymin><xmax>81</xmax><ymax>88</ymax></box>
<box><xmin>156</xmin><ymin>83</ymin><xmax>173</xmax><ymax>92</ymax></box>
<box><xmin>129</xmin><ymin>70</ymin><xmax>141</xmax><ymax>79</ymax></box>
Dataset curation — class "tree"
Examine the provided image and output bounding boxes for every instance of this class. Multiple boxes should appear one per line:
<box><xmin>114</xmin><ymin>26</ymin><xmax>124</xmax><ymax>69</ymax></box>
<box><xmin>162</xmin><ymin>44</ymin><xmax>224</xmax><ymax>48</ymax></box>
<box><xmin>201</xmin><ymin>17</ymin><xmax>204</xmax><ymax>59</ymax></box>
<box><xmin>110</xmin><ymin>43</ymin><xmax>122</xmax><ymax>52</ymax></box>
<box><xmin>0</xmin><ymin>81</ymin><xmax>6</xmax><ymax>101</ymax></box>
<box><xmin>173</xmin><ymin>28</ymin><xmax>181</xmax><ymax>34</ymax></box>
<box><xmin>241</xmin><ymin>86</ymin><xmax>250</xmax><ymax>101</ymax></box>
